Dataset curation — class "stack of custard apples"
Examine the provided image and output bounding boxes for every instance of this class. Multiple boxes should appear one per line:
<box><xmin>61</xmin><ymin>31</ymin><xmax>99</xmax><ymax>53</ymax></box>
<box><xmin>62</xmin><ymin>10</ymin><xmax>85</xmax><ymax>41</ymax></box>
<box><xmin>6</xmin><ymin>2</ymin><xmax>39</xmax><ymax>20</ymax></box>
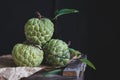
<box><xmin>12</xmin><ymin>11</ymin><xmax>79</xmax><ymax>67</ymax></box>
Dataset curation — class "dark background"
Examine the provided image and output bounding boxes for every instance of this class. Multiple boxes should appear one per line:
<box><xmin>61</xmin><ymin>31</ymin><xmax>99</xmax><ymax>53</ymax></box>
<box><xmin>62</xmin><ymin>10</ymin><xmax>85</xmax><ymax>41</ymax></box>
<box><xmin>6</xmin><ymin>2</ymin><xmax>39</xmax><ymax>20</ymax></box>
<box><xmin>0</xmin><ymin>0</ymin><xmax>112</xmax><ymax>80</ymax></box>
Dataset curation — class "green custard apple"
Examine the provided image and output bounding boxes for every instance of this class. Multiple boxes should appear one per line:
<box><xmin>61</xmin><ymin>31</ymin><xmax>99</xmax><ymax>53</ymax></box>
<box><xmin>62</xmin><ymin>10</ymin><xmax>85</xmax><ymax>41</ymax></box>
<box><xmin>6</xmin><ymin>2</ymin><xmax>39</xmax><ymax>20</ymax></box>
<box><xmin>12</xmin><ymin>43</ymin><xmax>44</xmax><ymax>67</ymax></box>
<box><xmin>43</xmin><ymin>39</ymin><xmax>70</xmax><ymax>66</ymax></box>
<box><xmin>24</xmin><ymin>17</ymin><xmax>54</xmax><ymax>46</ymax></box>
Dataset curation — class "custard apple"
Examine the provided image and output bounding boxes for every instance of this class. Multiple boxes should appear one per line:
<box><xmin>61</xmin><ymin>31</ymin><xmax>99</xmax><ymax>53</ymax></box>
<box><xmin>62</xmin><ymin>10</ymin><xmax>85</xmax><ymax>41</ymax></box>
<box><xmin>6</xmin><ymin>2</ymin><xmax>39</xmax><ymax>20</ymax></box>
<box><xmin>43</xmin><ymin>39</ymin><xmax>70</xmax><ymax>66</ymax></box>
<box><xmin>12</xmin><ymin>43</ymin><xmax>44</xmax><ymax>67</ymax></box>
<box><xmin>24</xmin><ymin>18</ymin><xmax>54</xmax><ymax>46</ymax></box>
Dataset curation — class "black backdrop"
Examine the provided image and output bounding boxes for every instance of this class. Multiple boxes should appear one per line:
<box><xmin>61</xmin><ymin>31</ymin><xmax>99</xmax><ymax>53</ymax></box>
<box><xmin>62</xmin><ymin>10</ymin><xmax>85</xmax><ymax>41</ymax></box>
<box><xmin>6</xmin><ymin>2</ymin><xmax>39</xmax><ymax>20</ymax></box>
<box><xmin>0</xmin><ymin>0</ymin><xmax>112</xmax><ymax>80</ymax></box>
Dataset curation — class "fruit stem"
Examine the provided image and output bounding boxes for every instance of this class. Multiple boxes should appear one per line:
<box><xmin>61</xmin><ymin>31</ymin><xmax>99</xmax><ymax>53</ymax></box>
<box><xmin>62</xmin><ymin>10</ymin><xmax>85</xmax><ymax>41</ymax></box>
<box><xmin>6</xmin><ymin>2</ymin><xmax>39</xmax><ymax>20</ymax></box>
<box><xmin>36</xmin><ymin>11</ymin><xmax>42</xmax><ymax>19</ymax></box>
<box><xmin>67</xmin><ymin>41</ymin><xmax>71</xmax><ymax>46</ymax></box>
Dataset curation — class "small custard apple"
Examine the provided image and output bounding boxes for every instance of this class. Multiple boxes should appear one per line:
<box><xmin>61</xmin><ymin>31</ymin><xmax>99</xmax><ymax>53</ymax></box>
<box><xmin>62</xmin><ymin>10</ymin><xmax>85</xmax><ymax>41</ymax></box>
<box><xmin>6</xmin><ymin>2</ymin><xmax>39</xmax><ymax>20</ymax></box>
<box><xmin>24</xmin><ymin>16</ymin><xmax>54</xmax><ymax>46</ymax></box>
<box><xmin>12</xmin><ymin>43</ymin><xmax>44</xmax><ymax>67</ymax></box>
<box><xmin>43</xmin><ymin>39</ymin><xmax>70</xmax><ymax>66</ymax></box>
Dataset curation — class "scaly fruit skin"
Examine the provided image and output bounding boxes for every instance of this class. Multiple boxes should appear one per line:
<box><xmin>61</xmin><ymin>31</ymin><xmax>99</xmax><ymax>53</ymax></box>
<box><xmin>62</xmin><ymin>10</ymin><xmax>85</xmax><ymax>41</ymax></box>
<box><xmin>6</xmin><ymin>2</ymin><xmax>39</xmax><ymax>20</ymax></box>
<box><xmin>24</xmin><ymin>18</ymin><xmax>54</xmax><ymax>46</ymax></box>
<box><xmin>12</xmin><ymin>43</ymin><xmax>44</xmax><ymax>67</ymax></box>
<box><xmin>43</xmin><ymin>39</ymin><xmax>70</xmax><ymax>66</ymax></box>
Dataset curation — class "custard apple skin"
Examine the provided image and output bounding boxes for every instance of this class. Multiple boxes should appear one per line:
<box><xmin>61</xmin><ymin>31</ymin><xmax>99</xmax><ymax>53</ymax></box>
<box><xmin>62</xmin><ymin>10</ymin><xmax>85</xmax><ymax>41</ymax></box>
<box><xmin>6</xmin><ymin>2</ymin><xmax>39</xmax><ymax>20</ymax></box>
<box><xmin>43</xmin><ymin>39</ymin><xmax>70</xmax><ymax>66</ymax></box>
<box><xmin>12</xmin><ymin>43</ymin><xmax>44</xmax><ymax>67</ymax></box>
<box><xmin>24</xmin><ymin>18</ymin><xmax>54</xmax><ymax>46</ymax></box>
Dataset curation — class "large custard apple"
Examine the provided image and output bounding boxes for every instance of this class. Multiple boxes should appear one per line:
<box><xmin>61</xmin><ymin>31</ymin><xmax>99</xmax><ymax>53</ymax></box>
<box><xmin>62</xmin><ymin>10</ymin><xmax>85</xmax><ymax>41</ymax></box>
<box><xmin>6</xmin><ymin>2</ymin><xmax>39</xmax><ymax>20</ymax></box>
<box><xmin>12</xmin><ymin>43</ymin><xmax>44</xmax><ymax>67</ymax></box>
<box><xmin>24</xmin><ymin>17</ymin><xmax>54</xmax><ymax>46</ymax></box>
<box><xmin>43</xmin><ymin>39</ymin><xmax>70</xmax><ymax>66</ymax></box>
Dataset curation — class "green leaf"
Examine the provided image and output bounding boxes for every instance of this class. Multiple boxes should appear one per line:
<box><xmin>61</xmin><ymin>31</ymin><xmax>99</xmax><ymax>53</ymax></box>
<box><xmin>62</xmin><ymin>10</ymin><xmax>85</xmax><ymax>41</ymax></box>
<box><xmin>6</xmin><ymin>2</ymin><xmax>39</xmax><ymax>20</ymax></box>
<box><xmin>80</xmin><ymin>58</ymin><xmax>96</xmax><ymax>70</ymax></box>
<box><xmin>69</xmin><ymin>48</ymin><xmax>81</xmax><ymax>57</ymax></box>
<box><xmin>53</xmin><ymin>9</ymin><xmax>79</xmax><ymax>20</ymax></box>
<box><xmin>43</xmin><ymin>69</ymin><xmax>62</xmax><ymax>77</ymax></box>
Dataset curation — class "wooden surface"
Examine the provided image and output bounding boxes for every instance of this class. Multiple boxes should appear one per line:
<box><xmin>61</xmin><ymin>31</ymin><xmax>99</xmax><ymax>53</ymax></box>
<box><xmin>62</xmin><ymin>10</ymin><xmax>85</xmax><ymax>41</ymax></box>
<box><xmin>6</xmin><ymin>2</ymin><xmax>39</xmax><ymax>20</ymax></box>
<box><xmin>21</xmin><ymin>76</ymin><xmax>82</xmax><ymax>80</ymax></box>
<box><xmin>20</xmin><ymin>55</ymin><xmax>86</xmax><ymax>80</ymax></box>
<box><xmin>20</xmin><ymin>69</ymin><xmax>84</xmax><ymax>80</ymax></box>
<box><xmin>0</xmin><ymin>54</ymin><xmax>86</xmax><ymax>80</ymax></box>
<box><xmin>0</xmin><ymin>55</ymin><xmax>16</xmax><ymax>68</ymax></box>
<box><xmin>63</xmin><ymin>59</ymin><xmax>86</xmax><ymax>77</ymax></box>
<box><xmin>0</xmin><ymin>55</ymin><xmax>43</xmax><ymax>80</ymax></box>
